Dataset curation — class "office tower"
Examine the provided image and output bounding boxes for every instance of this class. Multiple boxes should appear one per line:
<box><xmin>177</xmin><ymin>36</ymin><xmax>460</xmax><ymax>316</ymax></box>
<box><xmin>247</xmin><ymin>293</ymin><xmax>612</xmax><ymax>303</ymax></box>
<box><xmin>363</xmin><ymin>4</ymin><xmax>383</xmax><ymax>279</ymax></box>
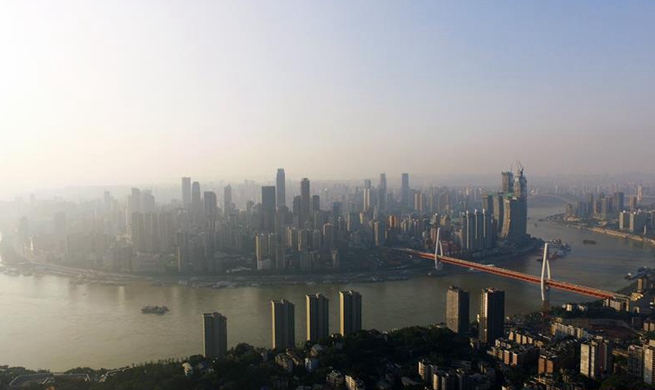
<box><xmin>203</xmin><ymin>312</ymin><xmax>227</xmax><ymax>358</ymax></box>
<box><xmin>378</xmin><ymin>173</ymin><xmax>387</xmax><ymax>213</ymax></box>
<box><xmin>501</xmin><ymin>172</ymin><xmax>514</xmax><ymax>193</ymax></box>
<box><xmin>401</xmin><ymin>173</ymin><xmax>410</xmax><ymax>207</ymax></box>
<box><xmin>580</xmin><ymin>338</ymin><xmax>613</xmax><ymax>379</ymax></box>
<box><xmin>479</xmin><ymin>288</ymin><xmax>505</xmax><ymax>344</ymax></box>
<box><xmin>300</xmin><ymin>178</ymin><xmax>311</xmax><ymax>227</ymax></box>
<box><xmin>262</xmin><ymin>186</ymin><xmax>276</xmax><ymax>231</ymax></box>
<box><xmin>311</xmin><ymin>195</ymin><xmax>320</xmax><ymax>212</ymax></box>
<box><xmin>204</xmin><ymin>191</ymin><xmax>217</xmax><ymax>230</ymax></box>
<box><xmin>223</xmin><ymin>185</ymin><xmax>232</xmax><ymax>218</ymax></box>
<box><xmin>129</xmin><ymin>188</ymin><xmax>141</xmax><ymax>214</ymax></box>
<box><xmin>340</xmin><ymin>290</ymin><xmax>362</xmax><ymax>336</ymax></box>
<box><xmin>191</xmin><ymin>181</ymin><xmax>201</xmax><ymax>220</ymax></box>
<box><xmin>276</xmin><ymin>168</ymin><xmax>286</xmax><ymax>208</ymax></box>
<box><xmin>272</xmin><ymin>299</ymin><xmax>295</xmax><ymax>350</ymax></box>
<box><xmin>182</xmin><ymin>177</ymin><xmax>191</xmax><ymax>207</ymax></box>
<box><xmin>446</xmin><ymin>286</ymin><xmax>469</xmax><ymax>334</ymax></box>
<box><xmin>499</xmin><ymin>168</ymin><xmax>528</xmax><ymax>243</ymax></box>
<box><xmin>306</xmin><ymin>294</ymin><xmax>329</xmax><ymax>341</ymax></box>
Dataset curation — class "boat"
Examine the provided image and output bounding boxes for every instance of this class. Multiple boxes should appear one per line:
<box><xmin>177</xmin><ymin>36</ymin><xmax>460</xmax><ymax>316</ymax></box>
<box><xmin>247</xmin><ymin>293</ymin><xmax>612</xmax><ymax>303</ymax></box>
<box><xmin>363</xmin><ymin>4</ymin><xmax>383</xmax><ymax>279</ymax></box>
<box><xmin>582</xmin><ymin>239</ymin><xmax>597</xmax><ymax>245</ymax></box>
<box><xmin>141</xmin><ymin>305</ymin><xmax>169</xmax><ymax>315</ymax></box>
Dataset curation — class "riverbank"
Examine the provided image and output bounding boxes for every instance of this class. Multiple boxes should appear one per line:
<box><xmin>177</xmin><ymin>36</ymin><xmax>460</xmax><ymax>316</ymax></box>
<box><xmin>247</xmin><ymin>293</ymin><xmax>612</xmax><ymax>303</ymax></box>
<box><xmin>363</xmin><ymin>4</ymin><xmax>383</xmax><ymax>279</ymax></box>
<box><xmin>546</xmin><ymin>214</ymin><xmax>655</xmax><ymax>248</ymax></box>
<box><xmin>1</xmin><ymin>234</ymin><xmax>541</xmax><ymax>290</ymax></box>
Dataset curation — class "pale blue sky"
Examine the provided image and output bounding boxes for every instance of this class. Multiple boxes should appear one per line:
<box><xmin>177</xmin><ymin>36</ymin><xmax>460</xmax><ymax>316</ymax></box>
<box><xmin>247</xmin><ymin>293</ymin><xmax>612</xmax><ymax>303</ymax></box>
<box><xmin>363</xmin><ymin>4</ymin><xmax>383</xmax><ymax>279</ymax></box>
<box><xmin>0</xmin><ymin>1</ymin><xmax>653</xmax><ymax>198</ymax></box>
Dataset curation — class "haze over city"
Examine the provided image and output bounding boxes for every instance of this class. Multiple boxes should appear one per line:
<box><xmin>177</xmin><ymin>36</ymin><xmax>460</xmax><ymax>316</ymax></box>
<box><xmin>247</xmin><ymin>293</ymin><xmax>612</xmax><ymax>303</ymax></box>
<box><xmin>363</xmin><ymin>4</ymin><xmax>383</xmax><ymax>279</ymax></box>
<box><xmin>1</xmin><ymin>1</ymin><xmax>655</xmax><ymax>200</ymax></box>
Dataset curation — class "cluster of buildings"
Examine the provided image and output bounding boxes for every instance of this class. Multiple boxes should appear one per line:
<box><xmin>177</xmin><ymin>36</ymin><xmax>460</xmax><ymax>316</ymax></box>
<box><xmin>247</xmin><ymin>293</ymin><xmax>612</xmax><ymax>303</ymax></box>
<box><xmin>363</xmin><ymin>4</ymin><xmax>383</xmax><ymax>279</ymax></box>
<box><xmin>202</xmin><ymin>290</ymin><xmax>363</xmax><ymax>358</ymax></box>
<box><xmin>16</xmin><ymin>167</ymin><xmax>534</xmax><ymax>275</ymax></box>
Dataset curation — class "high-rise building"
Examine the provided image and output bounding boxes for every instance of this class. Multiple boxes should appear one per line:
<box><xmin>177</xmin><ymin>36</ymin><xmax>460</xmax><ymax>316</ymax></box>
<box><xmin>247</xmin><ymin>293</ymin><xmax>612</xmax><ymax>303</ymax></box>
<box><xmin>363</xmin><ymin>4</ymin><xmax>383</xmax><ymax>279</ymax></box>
<box><xmin>182</xmin><ymin>177</ymin><xmax>191</xmax><ymax>207</ymax></box>
<box><xmin>203</xmin><ymin>312</ymin><xmax>227</xmax><ymax>358</ymax></box>
<box><xmin>401</xmin><ymin>173</ymin><xmax>410</xmax><ymax>207</ymax></box>
<box><xmin>580</xmin><ymin>338</ymin><xmax>613</xmax><ymax>380</ymax></box>
<box><xmin>306</xmin><ymin>294</ymin><xmax>329</xmax><ymax>341</ymax></box>
<box><xmin>272</xmin><ymin>299</ymin><xmax>295</xmax><ymax>350</ymax></box>
<box><xmin>191</xmin><ymin>181</ymin><xmax>202</xmax><ymax>220</ymax></box>
<box><xmin>300</xmin><ymin>178</ymin><xmax>311</xmax><ymax>227</ymax></box>
<box><xmin>262</xmin><ymin>186</ymin><xmax>276</xmax><ymax>231</ymax></box>
<box><xmin>276</xmin><ymin>168</ymin><xmax>286</xmax><ymax>208</ymax></box>
<box><xmin>223</xmin><ymin>185</ymin><xmax>232</xmax><ymax>218</ymax></box>
<box><xmin>446</xmin><ymin>286</ymin><xmax>469</xmax><ymax>334</ymax></box>
<box><xmin>645</xmin><ymin>345</ymin><xmax>655</xmax><ymax>384</ymax></box>
<box><xmin>501</xmin><ymin>172</ymin><xmax>514</xmax><ymax>194</ymax></box>
<box><xmin>499</xmin><ymin>168</ymin><xmax>528</xmax><ymax>243</ymax></box>
<box><xmin>204</xmin><ymin>191</ymin><xmax>217</xmax><ymax>230</ymax></box>
<box><xmin>479</xmin><ymin>288</ymin><xmax>505</xmax><ymax>344</ymax></box>
<box><xmin>311</xmin><ymin>195</ymin><xmax>320</xmax><ymax>212</ymax></box>
<box><xmin>129</xmin><ymin>188</ymin><xmax>141</xmax><ymax>214</ymax></box>
<box><xmin>339</xmin><ymin>290</ymin><xmax>362</xmax><ymax>336</ymax></box>
<box><xmin>378</xmin><ymin>173</ymin><xmax>387</xmax><ymax>211</ymax></box>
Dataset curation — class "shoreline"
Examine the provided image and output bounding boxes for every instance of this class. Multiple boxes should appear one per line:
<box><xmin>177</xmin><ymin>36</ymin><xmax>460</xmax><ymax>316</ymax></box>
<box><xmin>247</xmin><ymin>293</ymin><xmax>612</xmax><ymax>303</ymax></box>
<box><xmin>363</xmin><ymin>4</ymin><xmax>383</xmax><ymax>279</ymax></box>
<box><xmin>1</xmin><ymin>242</ymin><xmax>541</xmax><ymax>289</ymax></box>
<box><xmin>546</xmin><ymin>215</ymin><xmax>655</xmax><ymax>247</ymax></box>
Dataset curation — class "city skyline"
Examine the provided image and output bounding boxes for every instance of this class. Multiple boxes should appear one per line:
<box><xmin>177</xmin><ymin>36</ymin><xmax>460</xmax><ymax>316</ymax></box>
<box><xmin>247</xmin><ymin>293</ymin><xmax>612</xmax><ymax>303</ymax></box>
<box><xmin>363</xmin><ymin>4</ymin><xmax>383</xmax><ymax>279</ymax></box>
<box><xmin>2</xmin><ymin>2</ymin><xmax>655</xmax><ymax>199</ymax></box>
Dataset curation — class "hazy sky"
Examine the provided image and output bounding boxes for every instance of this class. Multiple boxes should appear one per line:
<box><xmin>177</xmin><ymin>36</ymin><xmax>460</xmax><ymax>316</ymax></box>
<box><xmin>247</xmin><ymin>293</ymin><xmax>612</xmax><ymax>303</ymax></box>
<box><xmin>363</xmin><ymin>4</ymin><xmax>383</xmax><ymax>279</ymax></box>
<box><xmin>1</xmin><ymin>1</ymin><xmax>654</xmax><ymax>199</ymax></box>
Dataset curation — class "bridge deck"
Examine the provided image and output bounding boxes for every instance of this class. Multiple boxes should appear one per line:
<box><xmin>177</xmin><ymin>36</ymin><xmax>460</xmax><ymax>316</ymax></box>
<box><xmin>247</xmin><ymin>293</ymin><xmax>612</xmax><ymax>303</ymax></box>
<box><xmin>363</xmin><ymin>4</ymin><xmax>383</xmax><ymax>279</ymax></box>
<box><xmin>401</xmin><ymin>248</ymin><xmax>624</xmax><ymax>300</ymax></box>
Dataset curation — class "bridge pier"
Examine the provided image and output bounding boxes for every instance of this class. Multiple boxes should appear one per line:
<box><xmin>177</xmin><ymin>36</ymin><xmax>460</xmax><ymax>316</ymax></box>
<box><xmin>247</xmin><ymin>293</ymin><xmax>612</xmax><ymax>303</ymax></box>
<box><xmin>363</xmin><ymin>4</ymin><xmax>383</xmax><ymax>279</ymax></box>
<box><xmin>540</xmin><ymin>243</ymin><xmax>551</xmax><ymax>303</ymax></box>
<box><xmin>434</xmin><ymin>228</ymin><xmax>444</xmax><ymax>271</ymax></box>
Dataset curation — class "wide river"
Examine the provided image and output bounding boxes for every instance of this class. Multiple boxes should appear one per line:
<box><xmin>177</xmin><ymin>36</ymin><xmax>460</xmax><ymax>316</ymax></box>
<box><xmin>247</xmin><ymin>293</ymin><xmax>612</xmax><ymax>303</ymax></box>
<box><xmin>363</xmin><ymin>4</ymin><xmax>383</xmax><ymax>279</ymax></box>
<box><xmin>1</xmin><ymin>205</ymin><xmax>654</xmax><ymax>371</ymax></box>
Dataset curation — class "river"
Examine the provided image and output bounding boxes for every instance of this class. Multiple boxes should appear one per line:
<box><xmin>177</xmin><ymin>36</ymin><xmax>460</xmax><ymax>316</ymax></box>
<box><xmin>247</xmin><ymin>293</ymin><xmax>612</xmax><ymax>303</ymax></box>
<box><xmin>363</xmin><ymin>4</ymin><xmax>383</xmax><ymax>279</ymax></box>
<box><xmin>1</xmin><ymin>205</ymin><xmax>653</xmax><ymax>371</ymax></box>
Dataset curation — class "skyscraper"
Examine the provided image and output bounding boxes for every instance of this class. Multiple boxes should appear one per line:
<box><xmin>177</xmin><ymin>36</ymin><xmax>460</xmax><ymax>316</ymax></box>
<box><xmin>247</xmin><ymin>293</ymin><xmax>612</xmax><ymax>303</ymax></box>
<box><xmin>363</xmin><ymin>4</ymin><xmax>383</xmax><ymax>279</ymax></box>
<box><xmin>223</xmin><ymin>185</ymin><xmax>232</xmax><ymax>218</ymax></box>
<box><xmin>479</xmin><ymin>288</ymin><xmax>505</xmax><ymax>344</ymax></box>
<box><xmin>446</xmin><ymin>286</ymin><xmax>469</xmax><ymax>334</ymax></box>
<box><xmin>261</xmin><ymin>186</ymin><xmax>276</xmax><ymax>231</ymax></box>
<box><xmin>501</xmin><ymin>172</ymin><xmax>514</xmax><ymax>194</ymax></box>
<box><xmin>272</xmin><ymin>299</ymin><xmax>295</xmax><ymax>350</ymax></box>
<box><xmin>499</xmin><ymin>168</ymin><xmax>528</xmax><ymax>243</ymax></box>
<box><xmin>378</xmin><ymin>173</ymin><xmax>387</xmax><ymax>212</ymax></box>
<box><xmin>300</xmin><ymin>178</ymin><xmax>311</xmax><ymax>227</ymax></box>
<box><xmin>401</xmin><ymin>173</ymin><xmax>409</xmax><ymax>207</ymax></box>
<box><xmin>191</xmin><ymin>181</ymin><xmax>201</xmax><ymax>220</ymax></box>
<box><xmin>203</xmin><ymin>312</ymin><xmax>227</xmax><ymax>358</ymax></box>
<box><xmin>204</xmin><ymin>191</ymin><xmax>217</xmax><ymax>230</ymax></box>
<box><xmin>182</xmin><ymin>177</ymin><xmax>191</xmax><ymax>207</ymax></box>
<box><xmin>276</xmin><ymin>169</ymin><xmax>286</xmax><ymax>208</ymax></box>
<box><xmin>339</xmin><ymin>290</ymin><xmax>362</xmax><ymax>336</ymax></box>
<box><xmin>306</xmin><ymin>294</ymin><xmax>329</xmax><ymax>341</ymax></box>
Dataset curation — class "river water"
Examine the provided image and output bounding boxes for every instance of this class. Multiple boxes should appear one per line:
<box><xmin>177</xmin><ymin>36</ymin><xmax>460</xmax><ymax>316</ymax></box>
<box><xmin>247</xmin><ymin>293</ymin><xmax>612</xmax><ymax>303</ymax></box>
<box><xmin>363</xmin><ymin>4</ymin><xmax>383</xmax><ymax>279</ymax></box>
<box><xmin>1</xmin><ymin>205</ymin><xmax>654</xmax><ymax>371</ymax></box>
